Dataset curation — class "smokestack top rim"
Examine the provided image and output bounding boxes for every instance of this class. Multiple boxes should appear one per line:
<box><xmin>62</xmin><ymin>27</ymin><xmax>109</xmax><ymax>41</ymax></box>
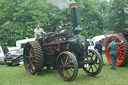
<box><xmin>70</xmin><ymin>3</ymin><xmax>78</xmax><ymax>8</ymax></box>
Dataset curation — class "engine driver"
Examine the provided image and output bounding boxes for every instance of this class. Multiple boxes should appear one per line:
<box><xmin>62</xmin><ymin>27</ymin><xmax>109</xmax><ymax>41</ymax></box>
<box><xmin>34</xmin><ymin>24</ymin><xmax>47</xmax><ymax>41</ymax></box>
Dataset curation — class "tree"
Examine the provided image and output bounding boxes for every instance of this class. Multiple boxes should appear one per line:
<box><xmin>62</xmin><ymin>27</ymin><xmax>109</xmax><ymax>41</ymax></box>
<box><xmin>92</xmin><ymin>0</ymin><xmax>112</xmax><ymax>31</ymax></box>
<box><xmin>0</xmin><ymin>0</ymin><xmax>51</xmax><ymax>46</ymax></box>
<box><xmin>0</xmin><ymin>0</ymin><xmax>108</xmax><ymax>46</ymax></box>
<box><xmin>76</xmin><ymin>0</ymin><xmax>103</xmax><ymax>37</ymax></box>
<box><xmin>109</xmin><ymin>0</ymin><xmax>128</xmax><ymax>33</ymax></box>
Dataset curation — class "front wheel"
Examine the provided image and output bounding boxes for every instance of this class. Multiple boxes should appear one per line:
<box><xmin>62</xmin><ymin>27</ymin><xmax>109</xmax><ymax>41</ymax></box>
<box><xmin>57</xmin><ymin>51</ymin><xmax>78</xmax><ymax>81</ymax></box>
<box><xmin>83</xmin><ymin>49</ymin><xmax>103</xmax><ymax>76</ymax></box>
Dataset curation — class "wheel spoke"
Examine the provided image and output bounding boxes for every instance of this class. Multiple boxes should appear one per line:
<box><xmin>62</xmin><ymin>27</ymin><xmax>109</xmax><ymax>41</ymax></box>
<box><xmin>33</xmin><ymin>60</ymin><xmax>35</xmax><ymax>62</ymax></box>
<box><xmin>32</xmin><ymin>64</ymin><xmax>35</xmax><ymax>70</ymax></box>
<box><xmin>30</xmin><ymin>64</ymin><xmax>34</xmax><ymax>72</ymax></box>
<box><xmin>118</xmin><ymin>48</ymin><xmax>124</xmax><ymax>51</ymax></box>
<box><xmin>65</xmin><ymin>70</ymin><xmax>67</xmax><ymax>78</ymax></box>
<box><xmin>93</xmin><ymin>55</ymin><xmax>98</xmax><ymax>63</ymax></box>
<box><xmin>85</xmin><ymin>57</ymin><xmax>88</xmax><ymax>60</ymax></box>
<box><xmin>61</xmin><ymin>67</ymin><xmax>64</xmax><ymax>73</ymax></box>
<box><xmin>27</xmin><ymin>48</ymin><xmax>30</xmax><ymax>52</ymax></box>
<box><xmin>69</xmin><ymin>68</ymin><xmax>74</xmax><ymax>72</ymax></box>
<box><xmin>61</xmin><ymin>60</ymin><xmax>64</xmax><ymax>66</ymax></box>
<box><xmin>27</xmin><ymin>61</ymin><xmax>33</xmax><ymax>68</ymax></box>
<box><xmin>88</xmin><ymin>65</ymin><xmax>91</xmax><ymax>71</ymax></box>
<box><xmin>32</xmin><ymin>55</ymin><xmax>35</xmax><ymax>58</ymax></box>
<box><xmin>118</xmin><ymin>51</ymin><xmax>124</xmax><ymax>53</ymax></box>
<box><xmin>116</xmin><ymin>59</ymin><xmax>120</xmax><ymax>63</ymax></box>
<box><xmin>118</xmin><ymin>53</ymin><xmax>124</xmax><ymax>60</ymax></box>
<box><xmin>118</xmin><ymin>45</ymin><xmax>123</xmax><ymax>49</ymax></box>
<box><xmin>64</xmin><ymin>56</ymin><xmax>66</xmax><ymax>60</ymax></box>
<box><xmin>67</xmin><ymin>70</ymin><xmax>71</xmax><ymax>78</ymax></box>
<box><xmin>30</xmin><ymin>47</ymin><xmax>34</xmax><ymax>54</ymax></box>
<box><xmin>30</xmin><ymin>46</ymin><xmax>32</xmax><ymax>52</ymax></box>
<box><xmin>25</xmin><ymin>55</ymin><xmax>29</xmax><ymax>58</ymax></box>
<box><xmin>92</xmin><ymin>53</ymin><xmax>95</xmax><ymax>57</ymax></box>
<box><xmin>65</xmin><ymin>56</ymin><xmax>69</xmax><ymax>65</ymax></box>
<box><xmin>93</xmin><ymin>64</ymin><xmax>98</xmax><ymax>70</ymax></box>
<box><xmin>91</xmin><ymin>65</ymin><xmax>94</xmax><ymax>73</ymax></box>
<box><xmin>67</xmin><ymin>65</ymin><xmax>74</xmax><ymax>68</ymax></box>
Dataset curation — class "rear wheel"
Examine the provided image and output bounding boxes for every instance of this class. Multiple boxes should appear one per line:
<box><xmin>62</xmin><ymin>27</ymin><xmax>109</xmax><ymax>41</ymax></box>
<box><xmin>105</xmin><ymin>35</ymin><xmax>128</xmax><ymax>66</ymax></box>
<box><xmin>57</xmin><ymin>51</ymin><xmax>78</xmax><ymax>81</ymax></box>
<box><xmin>23</xmin><ymin>41</ymin><xmax>44</xmax><ymax>75</ymax></box>
<box><xmin>83</xmin><ymin>49</ymin><xmax>103</xmax><ymax>76</ymax></box>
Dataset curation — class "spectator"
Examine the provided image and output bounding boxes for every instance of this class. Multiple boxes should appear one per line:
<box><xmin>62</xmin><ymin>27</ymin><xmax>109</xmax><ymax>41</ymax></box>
<box><xmin>94</xmin><ymin>40</ymin><xmax>105</xmax><ymax>66</ymax></box>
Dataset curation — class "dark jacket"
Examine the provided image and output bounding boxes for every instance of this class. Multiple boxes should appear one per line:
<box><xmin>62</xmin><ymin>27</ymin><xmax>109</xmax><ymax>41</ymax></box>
<box><xmin>94</xmin><ymin>43</ymin><xmax>102</xmax><ymax>55</ymax></box>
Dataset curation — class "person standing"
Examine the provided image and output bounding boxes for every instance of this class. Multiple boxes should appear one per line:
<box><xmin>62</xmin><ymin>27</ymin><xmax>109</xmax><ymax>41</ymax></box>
<box><xmin>94</xmin><ymin>40</ymin><xmax>104</xmax><ymax>65</ymax></box>
<box><xmin>107</xmin><ymin>38</ymin><xmax>123</xmax><ymax>70</ymax></box>
<box><xmin>34</xmin><ymin>24</ymin><xmax>47</xmax><ymax>41</ymax></box>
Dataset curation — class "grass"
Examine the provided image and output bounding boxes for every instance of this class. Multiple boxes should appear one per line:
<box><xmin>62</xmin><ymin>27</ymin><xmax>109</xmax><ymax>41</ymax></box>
<box><xmin>0</xmin><ymin>54</ymin><xmax>128</xmax><ymax>85</ymax></box>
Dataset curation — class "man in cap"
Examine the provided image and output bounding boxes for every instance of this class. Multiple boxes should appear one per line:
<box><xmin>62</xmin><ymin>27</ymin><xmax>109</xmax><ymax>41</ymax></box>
<box><xmin>107</xmin><ymin>38</ymin><xmax>123</xmax><ymax>70</ymax></box>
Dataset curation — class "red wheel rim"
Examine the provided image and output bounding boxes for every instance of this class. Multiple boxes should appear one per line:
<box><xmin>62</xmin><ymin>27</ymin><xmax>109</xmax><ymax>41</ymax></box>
<box><xmin>105</xmin><ymin>36</ymin><xmax>125</xmax><ymax>66</ymax></box>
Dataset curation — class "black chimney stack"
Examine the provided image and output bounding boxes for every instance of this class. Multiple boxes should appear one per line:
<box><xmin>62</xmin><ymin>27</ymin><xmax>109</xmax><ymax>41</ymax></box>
<box><xmin>70</xmin><ymin>3</ymin><xmax>82</xmax><ymax>35</ymax></box>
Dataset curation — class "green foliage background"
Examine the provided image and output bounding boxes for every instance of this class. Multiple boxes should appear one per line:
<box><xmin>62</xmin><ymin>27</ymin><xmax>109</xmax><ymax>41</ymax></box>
<box><xmin>0</xmin><ymin>0</ymin><xmax>128</xmax><ymax>46</ymax></box>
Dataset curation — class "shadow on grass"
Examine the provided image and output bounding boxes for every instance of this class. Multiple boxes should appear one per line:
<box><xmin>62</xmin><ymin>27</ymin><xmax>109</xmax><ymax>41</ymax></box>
<box><xmin>4</xmin><ymin>64</ymin><xmax>19</xmax><ymax>67</ymax></box>
<box><xmin>75</xmin><ymin>73</ymin><xmax>100</xmax><ymax>82</ymax></box>
<box><xmin>40</xmin><ymin>68</ymin><xmax>58</xmax><ymax>76</ymax></box>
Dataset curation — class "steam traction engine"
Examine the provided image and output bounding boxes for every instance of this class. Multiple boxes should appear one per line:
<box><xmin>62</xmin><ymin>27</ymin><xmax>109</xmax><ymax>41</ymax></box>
<box><xmin>105</xmin><ymin>29</ymin><xmax>128</xmax><ymax>66</ymax></box>
<box><xmin>23</xmin><ymin>3</ymin><xmax>103</xmax><ymax>81</ymax></box>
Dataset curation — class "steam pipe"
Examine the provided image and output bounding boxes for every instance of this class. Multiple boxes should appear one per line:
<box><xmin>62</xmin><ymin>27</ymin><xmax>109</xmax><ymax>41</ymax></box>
<box><xmin>70</xmin><ymin>3</ymin><xmax>79</xmax><ymax>30</ymax></box>
<box><xmin>70</xmin><ymin>3</ymin><xmax>82</xmax><ymax>35</ymax></box>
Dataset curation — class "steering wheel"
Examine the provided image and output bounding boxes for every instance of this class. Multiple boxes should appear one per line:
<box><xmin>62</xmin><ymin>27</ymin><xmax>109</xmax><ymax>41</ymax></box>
<box><xmin>52</xmin><ymin>26</ymin><xmax>61</xmax><ymax>33</ymax></box>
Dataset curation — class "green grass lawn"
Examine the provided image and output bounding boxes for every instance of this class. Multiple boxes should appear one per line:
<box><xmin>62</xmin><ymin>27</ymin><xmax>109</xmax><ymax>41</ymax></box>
<box><xmin>0</xmin><ymin>54</ymin><xmax>128</xmax><ymax>85</ymax></box>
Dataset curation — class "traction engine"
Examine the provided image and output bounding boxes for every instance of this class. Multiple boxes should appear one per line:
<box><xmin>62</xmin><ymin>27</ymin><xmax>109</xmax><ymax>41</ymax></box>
<box><xmin>105</xmin><ymin>29</ymin><xmax>128</xmax><ymax>66</ymax></box>
<box><xmin>23</xmin><ymin>3</ymin><xmax>103</xmax><ymax>81</ymax></box>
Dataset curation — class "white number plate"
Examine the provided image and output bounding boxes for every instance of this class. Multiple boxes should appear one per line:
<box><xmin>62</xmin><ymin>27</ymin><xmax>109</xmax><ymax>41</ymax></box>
<box><xmin>84</xmin><ymin>64</ymin><xmax>89</xmax><ymax>68</ymax></box>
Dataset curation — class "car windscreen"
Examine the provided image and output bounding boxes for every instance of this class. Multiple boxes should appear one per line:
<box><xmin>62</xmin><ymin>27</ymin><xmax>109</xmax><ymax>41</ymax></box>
<box><xmin>6</xmin><ymin>50</ymin><xmax>17</xmax><ymax>55</ymax></box>
<box><xmin>90</xmin><ymin>41</ymin><xmax>94</xmax><ymax>46</ymax></box>
<box><xmin>16</xmin><ymin>49</ymin><xmax>23</xmax><ymax>54</ymax></box>
<box><xmin>1</xmin><ymin>46</ymin><xmax>9</xmax><ymax>54</ymax></box>
<box><xmin>8</xmin><ymin>50</ymin><xmax>17</xmax><ymax>55</ymax></box>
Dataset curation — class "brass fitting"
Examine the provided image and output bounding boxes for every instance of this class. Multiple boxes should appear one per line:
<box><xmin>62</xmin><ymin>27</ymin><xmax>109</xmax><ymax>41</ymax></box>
<box><xmin>70</xmin><ymin>3</ymin><xmax>78</xmax><ymax>8</ymax></box>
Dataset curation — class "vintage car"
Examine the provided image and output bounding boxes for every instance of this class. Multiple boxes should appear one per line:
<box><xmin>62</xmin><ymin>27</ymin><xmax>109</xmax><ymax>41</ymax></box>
<box><xmin>4</xmin><ymin>49</ymin><xmax>23</xmax><ymax>66</ymax></box>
